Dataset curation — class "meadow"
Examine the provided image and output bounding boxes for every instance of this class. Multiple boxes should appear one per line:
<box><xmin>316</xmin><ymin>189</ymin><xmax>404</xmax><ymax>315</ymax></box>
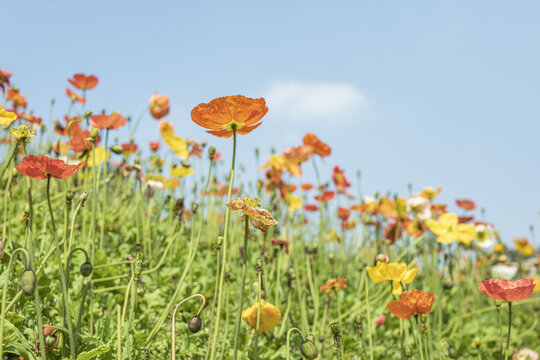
<box><xmin>0</xmin><ymin>70</ymin><xmax>539</xmax><ymax>359</ymax></box>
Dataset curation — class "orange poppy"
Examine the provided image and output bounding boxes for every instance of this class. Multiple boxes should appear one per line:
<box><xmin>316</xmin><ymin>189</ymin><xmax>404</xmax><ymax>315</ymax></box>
<box><xmin>55</xmin><ymin>116</ymin><xmax>82</xmax><ymax>136</ymax></box>
<box><xmin>149</xmin><ymin>93</ymin><xmax>170</xmax><ymax>119</ymax></box>
<box><xmin>65</xmin><ymin>88</ymin><xmax>87</xmax><ymax>103</ymax></box>
<box><xmin>16</xmin><ymin>155</ymin><xmax>81</xmax><ymax>180</ymax></box>
<box><xmin>21</xmin><ymin>112</ymin><xmax>42</xmax><ymax>125</ymax></box>
<box><xmin>301</xmin><ymin>183</ymin><xmax>314</xmax><ymax>191</ymax></box>
<box><xmin>456</xmin><ymin>199</ymin><xmax>476</xmax><ymax>211</ymax></box>
<box><xmin>332</xmin><ymin>166</ymin><xmax>351</xmax><ymax>193</ymax></box>
<box><xmin>188</xmin><ymin>139</ymin><xmax>203</xmax><ymax>158</ymax></box>
<box><xmin>90</xmin><ymin>113</ymin><xmax>127</xmax><ymax>130</ymax></box>
<box><xmin>319</xmin><ymin>277</ymin><xmax>347</xmax><ymax>297</ymax></box>
<box><xmin>386</xmin><ymin>289</ymin><xmax>435</xmax><ymax>319</ymax></box>
<box><xmin>337</xmin><ymin>206</ymin><xmax>351</xmax><ymax>221</ymax></box>
<box><xmin>303</xmin><ymin>133</ymin><xmax>331</xmax><ymax>157</ymax></box>
<box><xmin>478</xmin><ymin>279</ymin><xmax>535</xmax><ymax>302</ymax></box>
<box><xmin>0</xmin><ymin>68</ymin><xmax>12</xmax><ymax>93</ymax></box>
<box><xmin>304</xmin><ymin>204</ymin><xmax>319</xmax><ymax>212</ymax></box>
<box><xmin>191</xmin><ymin>95</ymin><xmax>268</xmax><ymax>138</ymax></box>
<box><xmin>315</xmin><ymin>191</ymin><xmax>335</xmax><ymax>203</ymax></box>
<box><xmin>149</xmin><ymin>141</ymin><xmax>160</xmax><ymax>151</ymax></box>
<box><xmin>68</xmin><ymin>73</ymin><xmax>98</xmax><ymax>90</ymax></box>
<box><xmin>6</xmin><ymin>88</ymin><xmax>27</xmax><ymax>109</ymax></box>
<box><xmin>122</xmin><ymin>143</ymin><xmax>138</xmax><ymax>155</ymax></box>
<box><xmin>70</xmin><ymin>129</ymin><xmax>100</xmax><ymax>153</ymax></box>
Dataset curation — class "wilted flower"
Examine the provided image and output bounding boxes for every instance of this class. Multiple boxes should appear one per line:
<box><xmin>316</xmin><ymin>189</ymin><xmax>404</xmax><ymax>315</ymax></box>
<box><xmin>241</xmin><ymin>299</ymin><xmax>281</xmax><ymax>333</ymax></box>
<box><xmin>227</xmin><ymin>197</ymin><xmax>278</xmax><ymax>233</ymax></box>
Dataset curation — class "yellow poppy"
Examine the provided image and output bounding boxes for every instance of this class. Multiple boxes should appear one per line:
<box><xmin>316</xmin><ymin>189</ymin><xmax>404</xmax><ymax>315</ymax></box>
<box><xmin>425</xmin><ymin>212</ymin><xmax>476</xmax><ymax>245</ymax></box>
<box><xmin>86</xmin><ymin>146</ymin><xmax>109</xmax><ymax>167</ymax></box>
<box><xmin>171</xmin><ymin>164</ymin><xmax>194</xmax><ymax>178</ymax></box>
<box><xmin>286</xmin><ymin>194</ymin><xmax>302</xmax><ymax>211</ymax></box>
<box><xmin>159</xmin><ymin>120</ymin><xmax>189</xmax><ymax>159</ymax></box>
<box><xmin>365</xmin><ymin>262</ymin><xmax>418</xmax><ymax>295</ymax></box>
<box><xmin>418</xmin><ymin>186</ymin><xmax>442</xmax><ymax>200</ymax></box>
<box><xmin>513</xmin><ymin>237</ymin><xmax>535</xmax><ymax>257</ymax></box>
<box><xmin>0</xmin><ymin>105</ymin><xmax>17</xmax><ymax>126</ymax></box>
<box><xmin>241</xmin><ymin>299</ymin><xmax>281</xmax><ymax>333</ymax></box>
<box><xmin>493</xmin><ymin>243</ymin><xmax>505</xmax><ymax>253</ymax></box>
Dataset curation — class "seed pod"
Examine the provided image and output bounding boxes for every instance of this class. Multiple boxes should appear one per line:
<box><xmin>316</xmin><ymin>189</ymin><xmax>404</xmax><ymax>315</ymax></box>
<box><xmin>20</xmin><ymin>269</ymin><xmax>37</xmax><ymax>296</ymax></box>
<box><xmin>45</xmin><ymin>334</ymin><xmax>57</xmax><ymax>348</ymax></box>
<box><xmin>66</xmin><ymin>190</ymin><xmax>74</xmax><ymax>201</ymax></box>
<box><xmin>300</xmin><ymin>339</ymin><xmax>318</xmax><ymax>359</ymax></box>
<box><xmin>188</xmin><ymin>315</ymin><xmax>202</xmax><ymax>333</ymax></box>
<box><xmin>134</xmin><ymin>258</ymin><xmax>143</xmax><ymax>281</ymax></box>
<box><xmin>80</xmin><ymin>262</ymin><xmax>93</xmax><ymax>277</ymax></box>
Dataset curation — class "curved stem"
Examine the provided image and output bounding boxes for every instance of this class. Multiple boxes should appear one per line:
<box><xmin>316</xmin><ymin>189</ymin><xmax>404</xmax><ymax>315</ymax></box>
<box><xmin>232</xmin><ymin>213</ymin><xmax>250</xmax><ymax>360</ymax></box>
<box><xmin>209</xmin><ymin>129</ymin><xmax>237</xmax><ymax>360</ymax></box>
<box><xmin>286</xmin><ymin>327</ymin><xmax>305</xmax><ymax>360</ymax></box>
<box><xmin>47</xmin><ymin>175</ymin><xmax>77</xmax><ymax>359</ymax></box>
<box><xmin>171</xmin><ymin>294</ymin><xmax>206</xmax><ymax>360</ymax></box>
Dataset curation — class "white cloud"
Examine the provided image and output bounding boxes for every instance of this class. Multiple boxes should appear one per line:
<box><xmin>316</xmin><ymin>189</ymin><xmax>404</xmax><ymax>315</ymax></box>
<box><xmin>265</xmin><ymin>80</ymin><xmax>371</xmax><ymax>125</ymax></box>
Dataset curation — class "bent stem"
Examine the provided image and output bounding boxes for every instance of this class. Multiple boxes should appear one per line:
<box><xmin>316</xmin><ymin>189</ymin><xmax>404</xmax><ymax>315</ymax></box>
<box><xmin>232</xmin><ymin>214</ymin><xmax>250</xmax><ymax>360</ymax></box>
<box><xmin>209</xmin><ymin>129</ymin><xmax>237</xmax><ymax>360</ymax></box>
<box><xmin>286</xmin><ymin>327</ymin><xmax>305</xmax><ymax>360</ymax></box>
<box><xmin>47</xmin><ymin>175</ymin><xmax>77</xmax><ymax>360</ymax></box>
<box><xmin>171</xmin><ymin>294</ymin><xmax>206</xmax><ymax>360</ymax></box>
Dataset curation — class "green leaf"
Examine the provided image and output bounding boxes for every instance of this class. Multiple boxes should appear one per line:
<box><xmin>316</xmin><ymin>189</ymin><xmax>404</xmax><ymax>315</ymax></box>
<box><xmin>76</xmin><ymin>344</ymin><xmax>111</xmax><ymax>360</ymax></box>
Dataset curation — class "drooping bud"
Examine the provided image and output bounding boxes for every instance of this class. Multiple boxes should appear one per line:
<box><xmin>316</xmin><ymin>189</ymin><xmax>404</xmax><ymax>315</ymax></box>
<box><xmin>188</xmin><ymin>315</ymin><xmax>202</xmax><ymax>333</ymax></box>
<box><xmin>80</xmin><ymin>262</ymin><xmax>93</xmax><ymax>277</ymax></box>
<box><xmin>20</xmin><ymin>269</ymin><xmax>37</xmax><ymax>296</ymax></box>
<box><xmin>66</xmin><ymin>190</ymin><xmax>74</xmax><ymax>201</ymax></box>
<box><xmin>300</xmin><ymin>339</ymin><xmax>318</xmax><ymax>359</ymax></box>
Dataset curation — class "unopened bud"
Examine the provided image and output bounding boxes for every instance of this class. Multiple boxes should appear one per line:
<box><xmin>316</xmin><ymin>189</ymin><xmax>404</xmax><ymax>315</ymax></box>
<box><xmin>79</xmin><ymin>192</ymin><xmax>89</xmax><ymax>201</ymax></box>
<box><xmin>420</xmin><ymin>314</ymin><xmax>427</xmax><ymax>323</ymax></box>
<box><xmin>330</xmin><ymin>322</ymin><xmax>341</xmax><ymax>336</ymax></box>
<box><xmin>80</xmin><ymin>262</ymin><xmax>93</xmax><ymax>277</ymax></box>
<box><xmin>11</xmin><ymin>167</ymin><xmax>18</xmax><ymax>177</ymax></box>
<box><xmin>448</xmin><ymin>344</ymin><xmax>458</xmax><ymax>359</ymax></box>
<box><xmin>494</xmin><ymin>299</ymin><xmax>502</xmax><ymax>308</ymax></box>
<box><xmin>66</xmin><ymin>190</ymin><xmax>74</xmax><ymax>201</ymax></box>
<box><xmin>403</xmin><ymin>345</ymin><xmax>413</xmax><ymax>358</ymax></box>
<box><xmin>208</xmin><ymin>146</ymin><xmax>216</xmax><ymax>158</ymax></box>
<box><xmin>90</xmin><ymin>128</ymin><xmax>99</xmax><ymax>139</ymax></box>
<box><xmin>111</xmin><ymin>145</ymin><xmax>123</xmax><ymax>154</ymax></box>
<box><xmin>300</xmin><ymin>339</ymin><xmax>318</xmax><ymax>359</ymax></box>
<box><xmin>375</xmin><ymin>253</ymin><xmax>389</xmax><ymax>264</ymax></box>
<box><xmin>20</xmin><ymin>269</ymin><xmax>37</xmax><ymax>296</ymax></box>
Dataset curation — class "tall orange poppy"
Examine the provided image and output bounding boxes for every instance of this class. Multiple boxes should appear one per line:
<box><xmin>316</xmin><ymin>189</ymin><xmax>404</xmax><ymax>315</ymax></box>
<box><xmin>303</xmin><ymin>133</ymin><xmax>331</xmax><ymax>157</ymax></box>
<box><xmin>90</xmin><ymin>113</ymin><xmax>127</xmax><ymax>130</ymax></box>
<box><xmin>386</xmin><ymin>289</ymin><xmax>435</xmax><ymax>319</ymax></box>
<box><xmin>68</xmin><ymin>73</ymin><xmax>98</xmax><ymax>90</ymax></box>
<box><xmin>191</xmin><ymin>95</ymin><xmax>268</xmax><ymax>138</ymax></box>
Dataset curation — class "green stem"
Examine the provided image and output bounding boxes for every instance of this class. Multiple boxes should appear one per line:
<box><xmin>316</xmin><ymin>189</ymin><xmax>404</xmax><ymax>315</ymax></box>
<box><xmin>171</xmin><ymin>294</ymin><xmax>206</xmax><ymax>360</ymax></box>
<box><xmin>209</xmin><ymin>129</ymin><xmax>237</xmax><ymax>360</ymax></box>
<box><xmin>232</xmin><ymin>213</ymin><xmax>250</xmax><ymax>360</ymax></box>
<box><xmin>47</xmin><ymin>175</ymin><xmax>77</xmax><ymax>360</ymax></box>
<box><xmin>253</xmin><ymin>271</ymin><xmax>262</xmax><ymax>359</ymax></box>
<box><xmin>365</xmin><ymin>276</ymin><xmax>374</xmax><ymax>360</ymax></box>
<box><xmin>505</xmin><ymin>302</ymin><xmax>512</xmax><ymax>360</ymax></box>
<box><xmin>286</xmin><ymin>327</ymin><xmax>305</xmax><ymax>360</ymax></box>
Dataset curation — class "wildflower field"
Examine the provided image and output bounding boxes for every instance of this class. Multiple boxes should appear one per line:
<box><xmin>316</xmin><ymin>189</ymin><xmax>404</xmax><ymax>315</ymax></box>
<box><xmin>0</xmin><ymin>70</ymin><xmax>539</xmax><ymax>360</ymax></box>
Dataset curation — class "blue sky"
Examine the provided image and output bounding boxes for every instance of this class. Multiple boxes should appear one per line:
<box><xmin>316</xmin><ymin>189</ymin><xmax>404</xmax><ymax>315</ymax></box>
<box><xmin>3</xmin><ymin>0</ymin><xmax>540</xmax><ymax>244</ymax></box>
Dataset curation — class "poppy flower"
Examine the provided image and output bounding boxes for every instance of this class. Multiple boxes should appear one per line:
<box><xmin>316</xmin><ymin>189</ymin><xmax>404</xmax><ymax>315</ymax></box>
<box><xmin>55</xmin><ymin>116</ymin><xmax>82</xmax><ymax>137</ymax></box>
<box><xmin>342</xmin><ymin>219</ymin><xmax>357</xmax><ymax>230</ymax></box>
<box><xmin>188</xmin><ymin>139</ymin><xmax>203</xmax><ymax>158</ymax></box>
<box><xmin>6</xmin><ymin>88</ymin><xmax>27</xmax><ymax>109</ymax></box>
<box><xmin>366</xmin><ymin>261</ymin><xmax>418</xmax><ymax>295</ymax></box>
<box><xmin>337</xmin><ymin>207</ymin><xmax>351</xmax><ymax>221</ymax></box>
<box><xmin>10</xmin><ymin>125</ymin><xmax>36</xmax><ymax>143</ymax></box>
<box><xmin>0</xmin><ymin>104</ymin><xmax>17</xmax><ymax>126</ymax></box>
<box><xmin>332</xmin><ymin>166</ymin><xmax>351</xmax><ymax>193</ymax></box>
<box><xmin>191</xmin><ymin>95</ymin><xmax>268</xmax><ymax>138</ymax></box>
<box><xmin>70</xmin><ymin>129</ymin><xmax>100</xmax><ymax>153</ymax></box>
<box><xmin>403</xmin><ymin>218</ymin><xmax>426</xmax><ymax>238</ymax></box>
<box><xmin>315</xmin><ymin>191</ymin><xmax>335</xmax><ymax>203</ymax></box>
<box><xmin>260</xmin><ymin>154</ymin><xmax>302</xmax><ymax>177</ymax></box>
<box><xmin>90</xmin><ymin>113</ymin><xmax>127</xmax><ymax>130</ymax></box>
<box><xmin>304</xmin><ymin>204</ymin><xmax>319</xmax><ymax>212</ymax></box>
<box><xmin>227</xmin><ymin>197</ymin><xmax>278</xmax><ymax>233</ymax></box>
<box><xmin>171</xmin><ymin>163</ymin><xmax>194</xmax><ymax>178</ymax></box>
<box><xmin>416</xmin><ymin>186</ymin><xmax>442</xmax><ymax>200</ymax></box>
<box><xmin>159</xmin><ymin>120</ymin><xmax>189</xmax><ymax>159</ymax></box>
<box><xmin>0</xmin><ymin>68</ymin><xmax>12</xmax><ymax>93</ymax></box>
<box><xmin>375</xmin><ymin>314</ymin><xmax>386</xmax><ymax>328</ymax></box>
<box><xmin>20</xmin><ymin>112</ymin><xmax>42</xmax><ymax>125</ymax></box>
<box><xmin>283</xmin><ymin>145</ymin><xmax>312</xmax><ymax>165</ymax></box>
<box><xmin>16</xmin><ymin>155</ymin><xmax>81</xmax><ymax>180</ymax></box>
<box><xmin>35</xmin><ymin>324</ymin><xmax>59</xmax><ymax>354</ymax></box>
<box><xmin>65</xmin><ymin>88</ymin><xmax>87</xmax><ymax>103</ymax></box>
<box><xmin>286</xmin><ymin>193</ymin><xmax>302</xmax><ymax>211</ymax></box>
<box><xmin>122</xmin><ymin>143</ymin><xmax>138</xmax><ymax>155</ymax></box>
<box><xmin>242</xmin><ymin>299</ymin><xmax>281</xmax><ymax>333</ymax></box>
<box><xmin>319</xmin><ymin>277</ymin><xmax>347</xmax><ymax>297</ymax></box>
<box><xmin>477</xmin><ymin>278</ymin><xmax>535</xmax><ymax>302</ymax></box>
<box><xmin>301</xmin><ymin>183</ymin><xmax>313</xmax><ymax>191</ymax></box>
<box><xmin>149</xmin><ymin>141</ymin><xmax>160</xmax><ymax>151</ymax></box>
<box><xmin>456</xmin><ymin>199</ymin><xmax>476</xmax><ymax>210</ymax></box>
<box><xmin>149</xmin><ymin>93</ymin><xmax>170</xmax><ymax>119</ymax></box>
<box><xmin>68</xmin><ymin>73</ymin><xmax>98</xmax><ymax>90</ymax></box>
<box><xmin>425</xmin><ymin>212</ymin><xmax>476</xmax><ymax>245</ymax></box>
<box><xmin>303</xmin><ymin>133</ymin><xmax>331</xmax><ymax>157</ymax></box>
<box><xmin>386</xmin><ymin>289</ymin><xmax>435</xmax><ymax>319</ymax></box>
<box><xmin>513</xmin><ymin>237</ymin><xmax>535</xmax><ymax>257</ymax></box>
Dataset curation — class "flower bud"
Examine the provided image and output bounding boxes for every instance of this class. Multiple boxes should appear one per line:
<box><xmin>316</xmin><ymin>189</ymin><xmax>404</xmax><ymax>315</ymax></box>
<box><xmin>24</xmin><ymin>204</ymin><xmax>30</xmax><ymax>214</ymax></box>
<box><xmin>134</xmin><ymin>258</ymin><xmax>143</xmax><ymax>281</ymax></box>
<box><xmin>90</xmin><ymin>128</ymin><xmax>99</xmax><ymax>139</ymax></box>
<box><xmin>66</xmin><ymin>190</ymin><xmax>74</xmax><ymax>201</ymax></box>
<box><xmin>330</xmin><ymin>322</ymin><xmax>341</xmax><ymax>336</ymax></box>
<box><xmin>300</xmin><ymin>339</ymin><xmax>318</xmax><ymax>359</ymax></box>
<box><xmin>111</xmin><ymin>145</ymin><xmax>123</xmax><ymax>154</ymax></box>
<box><xmin>20</xmin><ymin>269</ymin><xmax>37</xmax><ymax>296</ymax></box>
<box><xmin>208</xmin><ymin>146</ymin><xmax>216</xmax><ymax>158</ymax></box>
<box><xmin>80</xmin><ymin>262</ymin><xmax>93</xmax><ymax>277</ymax></box>
<box><xmin>403</xmin><ymin>345</ymin><xmax>413</xmax><ymax>358</ymax></box>
<box><xmin>80</xmin><ymin>192</ymin><xmax>89</xmax><ymax>201</ymax></box>
<box><xmin>45</xmin><ymin>335</ymin><xmax>57</xmax><ymax>348</ymax></box>
<box><xmin>374</xmin><ymin>253</ymin><xmax>389</xmax><ymax>264</ymax></box>
<box><xmin>11</xmin><ymin>167</ymin><xmax>18</xmax><ymax>177</ymax></box>
<box><xmin>494</xmin><ymin>299</ymin><xmax>502</xmax><ymax>308</ymax></box>
<box><xmin>188</xmin><ymin>315</ymin><xmax>202</xmax><ymax>333</ymax></box>
<box><xmin>448</xmin><ymin>344</ymin><xmax>458</xmax><ymax>359</ymax></box>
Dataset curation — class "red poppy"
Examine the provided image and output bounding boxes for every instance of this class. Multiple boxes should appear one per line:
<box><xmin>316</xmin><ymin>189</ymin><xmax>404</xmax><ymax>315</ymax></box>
<box><xmin>188</xmin><ymin>139</ymin><xmax>203</xmax><ymax>158</ymax></box>
<box><xmin>332</xmin><ymin>166</ymin><xmax>351</xmax><ymax>193</ymax></box>
<box><xmin>315</xmin><ymin>191</ymin><xmax>335</xmax><ymax>203</ymax></box>
<box><xmin>149</xmin><ymin>93</ymin><xmax>170</xmax><ymax>119</ymax></box>
<box><xmin>271</xmin><ymin>238</ymin><xmax>289</xmax><ymax>254</ymax></box>
<box><xmin>458</xmin><ymin>216</ymin><xmax>474</xmax><ymax>224</ymax></box>
<box><xmin>303</xmin><ymin>133</ymin><xmax>331</xmax><ymax>157</ymax></box>
<box><xmin>191</xmin><ymin>95</ymin><xmax>268</xmax><ymax>138</ymax></box>
<box><xmin>304</xmin><ymin>204</ymin><xmax>319</xmax><ymax>212</ymax></box>
<box><xmin>6</xmin><ymin>88</ymin><xmax>27</xmax><ymax>109</ymax></box>
<box><xmin>386</xmin><ymin>289</ymin><xmax>435</xmax><ymax>319</ymax></box>
<box><xmin>90</xmin><ymin>113</ymin><xmax>127</xmax><ymax>130</ymax></box>
<box><xmin>337</xmin><ymin>207</ymin><xmax>351</xmax><ymax>221</ymax></box>
<box><xmin>16</xmin><ymin>155</ymin><xmax>80</xmax><ymax>180</ymax></box>
<box><xmin>149</xmin><ymin>141</ymin><xmax>160</xmax><ymax>151</ymax></box>
<box><xmin>65</xmin><ymin>88</ymin><xmax>87</xmax><ymax>103</ymax></box>
<box><xmin>21</xmin><ymin>112</ymin><xmax>42</xmax><ymax>125</ymax></box>
<box><xmin>456</xmin><ymin>199</ymin><xmax>476</xmax><ymax>211</ymax></box>
<box><xmin>122</xmin><ymin>143</ymin><xmax>138</xmax><ymax>155</ymax></box>
<box><xmin>68</xmin><ymin>73</ymin><xmax>98</xmax><ymax>90</ymax></box>
<box><xmin>301</xmin><ymin>183</ymin><xmax>313</xmax><ymax>191</ymax></box>
<box><xmin>477</xmin><ymin>279</ymin><xmax>535</xmax><ymax>302</ymax></box>
<box><xmin>70</xmin><ymin>129</ymin><xmax>100</xmax><ymax>153</ymax></box>
<box><xmin>0</xmin><ymin>68</ymin><xmax>12</xmax><ymax>93</ymax></box>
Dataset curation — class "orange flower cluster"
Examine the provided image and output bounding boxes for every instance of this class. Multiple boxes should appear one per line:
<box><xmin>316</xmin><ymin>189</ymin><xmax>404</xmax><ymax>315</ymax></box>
<box><xmin>319</xmin><ymin>277</ymin><xmax>347</xmax><ymax>297</ymax></box>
